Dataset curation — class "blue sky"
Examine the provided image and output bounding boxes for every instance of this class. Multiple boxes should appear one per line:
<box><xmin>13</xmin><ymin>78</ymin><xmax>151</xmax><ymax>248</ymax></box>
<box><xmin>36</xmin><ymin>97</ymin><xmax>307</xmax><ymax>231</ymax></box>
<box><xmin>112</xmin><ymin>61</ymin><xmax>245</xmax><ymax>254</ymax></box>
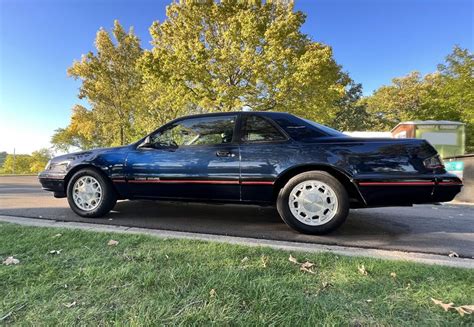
<box><xmin>0</xmin><ymin>0</ymin><xmax>472</xmax><ymax>154</ymax></box>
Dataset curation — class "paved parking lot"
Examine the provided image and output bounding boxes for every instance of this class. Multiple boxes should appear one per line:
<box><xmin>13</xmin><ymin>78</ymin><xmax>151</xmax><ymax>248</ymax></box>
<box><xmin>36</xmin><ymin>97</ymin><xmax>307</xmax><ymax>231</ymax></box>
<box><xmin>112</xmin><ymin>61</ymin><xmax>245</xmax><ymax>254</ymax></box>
<box><xmin>1</xmin><ymin>176</ymin><xmax>473</xmax><ymax>258</ymax></box>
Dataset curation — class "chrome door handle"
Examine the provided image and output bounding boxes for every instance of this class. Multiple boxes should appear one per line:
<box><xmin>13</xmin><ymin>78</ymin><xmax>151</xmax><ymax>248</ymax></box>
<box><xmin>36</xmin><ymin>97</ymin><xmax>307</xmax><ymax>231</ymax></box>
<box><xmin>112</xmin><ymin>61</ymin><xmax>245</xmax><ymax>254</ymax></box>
<box><xmin>216</xmin><ymin>150</ymin><xmax>235</xmax><ymax>157</ymax></box>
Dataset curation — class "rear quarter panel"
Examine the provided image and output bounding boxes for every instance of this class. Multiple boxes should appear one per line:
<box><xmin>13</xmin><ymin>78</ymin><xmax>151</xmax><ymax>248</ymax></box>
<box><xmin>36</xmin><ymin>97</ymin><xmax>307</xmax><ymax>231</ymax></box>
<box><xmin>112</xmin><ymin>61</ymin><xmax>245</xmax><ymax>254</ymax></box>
<box><xmin>297</xmin><ymin>137</ymin><xmax>450</xmax><ymax>206</ymax></box>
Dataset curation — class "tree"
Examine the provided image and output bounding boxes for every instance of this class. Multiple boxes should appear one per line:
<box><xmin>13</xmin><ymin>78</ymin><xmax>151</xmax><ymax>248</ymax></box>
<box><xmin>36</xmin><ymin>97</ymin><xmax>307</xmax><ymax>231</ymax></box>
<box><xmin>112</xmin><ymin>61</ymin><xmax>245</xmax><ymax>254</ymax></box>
<box><xmin>52</xmin><ymin>20</ymin><xmax>143</xmax><ymax>150</ymax></box>
<box><xmin>365</xmin><ymin>46</ymin><xmax>473</xmax><ymax>151</ymax></box>
<box><xmin>364</xmin><ymin>71</ymin><xmax>430</xmax><ymax>130</ymax></box>
<box><xmin>331</xmin><ymin>82</ymin><xmax>370</xmax><ymax>131</ymax></box>
<box><xmin>140</xmin><ymin>0</ymin><xmax>349</xmax><ymax>125</ymax></box>
<box><xmin>29</xmin><ymin>148</ymin><xmax>53</xmax><ymax>173</ymax></box>
<box><xmin>1</xmin><ymin>154</ymin><xmax>32</xmax><ymax>174</ymax></box>
<box><xmin>434</xmin><ymin>46</ymin><xmax>474</xmax><ymax>151</ymax></box>
<box><xmin>52</xmin><ymin>105</ymin><xmax>103</xmax><ymax>152</ymax></box>
<box><xmin>0</xmin><ymin>148</ymin><xmax>51</xmax><ymax>174</ymax></box>
<box><xmin>0</xmin><ymin>151</ymin><xmax>7</xmax><ymax>168</ymax></box>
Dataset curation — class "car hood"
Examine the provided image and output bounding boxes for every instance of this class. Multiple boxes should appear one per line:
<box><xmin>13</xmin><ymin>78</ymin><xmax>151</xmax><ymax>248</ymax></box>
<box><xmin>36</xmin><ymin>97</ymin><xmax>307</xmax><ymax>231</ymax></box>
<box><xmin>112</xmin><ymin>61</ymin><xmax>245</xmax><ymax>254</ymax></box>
<box><xmin>50</xmin><ymin>145</ymin><xmax>131</xmax><ymax>163</ymax></box>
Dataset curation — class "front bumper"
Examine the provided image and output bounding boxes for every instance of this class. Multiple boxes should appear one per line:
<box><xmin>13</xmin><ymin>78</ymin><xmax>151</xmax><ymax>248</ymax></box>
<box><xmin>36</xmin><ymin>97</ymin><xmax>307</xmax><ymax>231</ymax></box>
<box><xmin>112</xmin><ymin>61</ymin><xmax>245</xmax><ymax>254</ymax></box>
<box><xmin>38</xmin><ymin>171</ymin><xmax>67</xmax><ymax>197</ymax></box>
<box><xmin>355</xmin><ymin>173</ymin><xmax>463</xmax><ymax>206</ymax></box>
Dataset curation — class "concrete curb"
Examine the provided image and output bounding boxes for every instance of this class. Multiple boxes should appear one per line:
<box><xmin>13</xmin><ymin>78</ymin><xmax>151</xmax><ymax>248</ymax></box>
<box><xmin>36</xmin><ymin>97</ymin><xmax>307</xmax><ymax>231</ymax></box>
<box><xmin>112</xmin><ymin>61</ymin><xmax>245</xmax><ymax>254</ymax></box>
<box><xmin>1</xmin><ymin>215</ymin><xmax>473</xmax><ymax>269</ymax></box>
<box><xmin>0</xmin><ymin>174</ymin><xmax>38</xmax><ymax>177</ymax></box>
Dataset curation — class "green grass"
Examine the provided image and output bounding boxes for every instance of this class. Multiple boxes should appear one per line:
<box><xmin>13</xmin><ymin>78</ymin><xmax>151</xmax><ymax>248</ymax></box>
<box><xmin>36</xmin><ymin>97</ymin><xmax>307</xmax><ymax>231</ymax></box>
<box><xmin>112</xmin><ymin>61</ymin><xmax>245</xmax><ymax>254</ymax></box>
<box><xmin>0</xmin><ymin>223</ymin><xmax>472</xmax><ymax>326</ymax></box>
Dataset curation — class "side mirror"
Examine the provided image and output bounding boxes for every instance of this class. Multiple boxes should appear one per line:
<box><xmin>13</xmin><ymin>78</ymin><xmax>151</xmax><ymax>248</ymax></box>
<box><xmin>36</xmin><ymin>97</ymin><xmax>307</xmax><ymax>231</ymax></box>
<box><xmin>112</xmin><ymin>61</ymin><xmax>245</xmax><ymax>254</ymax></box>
<box><xmin>137</xmin><ymin>136</ymin><xmax>153</xmax><ymax>149</ymax></box>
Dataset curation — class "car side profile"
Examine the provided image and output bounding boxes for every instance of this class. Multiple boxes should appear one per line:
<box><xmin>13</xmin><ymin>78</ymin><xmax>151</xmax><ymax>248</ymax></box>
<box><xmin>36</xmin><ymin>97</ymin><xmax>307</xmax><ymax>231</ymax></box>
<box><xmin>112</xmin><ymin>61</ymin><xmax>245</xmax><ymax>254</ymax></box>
<box><xmin>39</xmin><ymin>112</ymin><xmax>463</xmax><ymax>234</ymax></box>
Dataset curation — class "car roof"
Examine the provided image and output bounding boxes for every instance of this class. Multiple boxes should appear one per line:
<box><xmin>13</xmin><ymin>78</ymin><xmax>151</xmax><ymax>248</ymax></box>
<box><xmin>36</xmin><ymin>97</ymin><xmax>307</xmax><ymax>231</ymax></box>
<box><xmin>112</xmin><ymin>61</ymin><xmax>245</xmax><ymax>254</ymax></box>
<box><xmin>176</xmin><ymin>111</ymin><xmax>293</xmax><ymax>120</ymax></box>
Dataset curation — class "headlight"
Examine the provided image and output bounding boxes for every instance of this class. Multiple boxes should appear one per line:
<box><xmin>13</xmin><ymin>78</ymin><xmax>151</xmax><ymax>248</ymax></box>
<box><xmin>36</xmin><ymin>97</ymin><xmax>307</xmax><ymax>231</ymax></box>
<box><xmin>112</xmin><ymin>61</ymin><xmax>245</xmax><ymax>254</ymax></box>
<box><xmin>45</xmin><ymin>160</ymin><xmax>51</xmax><ymax>170</ymax></box>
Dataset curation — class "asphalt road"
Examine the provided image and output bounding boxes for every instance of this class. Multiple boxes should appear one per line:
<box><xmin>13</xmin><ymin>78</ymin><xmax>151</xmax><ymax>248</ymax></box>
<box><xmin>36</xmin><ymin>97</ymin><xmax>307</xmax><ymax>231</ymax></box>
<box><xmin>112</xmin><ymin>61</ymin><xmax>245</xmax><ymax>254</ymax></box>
<box><xmin>1</xmin><ymin>176</ymin><xmax>473</xmax><ymax>258</ymax></box>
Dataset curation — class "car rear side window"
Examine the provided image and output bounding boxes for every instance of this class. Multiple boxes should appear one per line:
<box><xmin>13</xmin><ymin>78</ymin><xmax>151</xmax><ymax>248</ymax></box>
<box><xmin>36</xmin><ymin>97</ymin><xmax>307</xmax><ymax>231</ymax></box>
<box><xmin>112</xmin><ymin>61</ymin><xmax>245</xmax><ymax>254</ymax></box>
<box><xmin>241</xmin><ymin>115</ymin><xmax>286</xmax><ymax>142</ymax></box>
<box><xmin>271</xmin><ymin>115</ymin><xmax>343</xmax><ymax>141</ymax></box>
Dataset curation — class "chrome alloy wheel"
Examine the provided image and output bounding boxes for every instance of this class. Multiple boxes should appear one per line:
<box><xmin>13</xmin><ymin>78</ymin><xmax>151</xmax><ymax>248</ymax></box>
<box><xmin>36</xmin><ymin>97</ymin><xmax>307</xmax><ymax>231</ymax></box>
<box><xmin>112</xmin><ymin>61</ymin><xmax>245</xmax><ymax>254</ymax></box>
<box><xmin>72</xmin><ymin>176</ymin><xmax>103</xmax><ymax>211</ymax></box>
<box><xmin>288</xmin><ymin>180</ymin><xmax>339</xmax><ymax>226</ymax></box>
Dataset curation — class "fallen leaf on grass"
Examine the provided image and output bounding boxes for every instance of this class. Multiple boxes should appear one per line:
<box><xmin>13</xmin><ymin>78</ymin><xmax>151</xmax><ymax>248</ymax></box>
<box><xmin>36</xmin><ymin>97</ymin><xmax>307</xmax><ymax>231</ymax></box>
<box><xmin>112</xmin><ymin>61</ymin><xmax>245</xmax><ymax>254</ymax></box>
<box><xmin>300</xmin><ymin>261</ymin><xmax>317</xmax><ymax>274</ymax></box>
<box><xmin>241</xmin><ymin>256</ymin><xmax>249</xmax><ymax>263</ymax></box>
<box><xmin>108</xmin><ymin>240</ymin><xmax>119</xmax><ymax>246</ymax></box>
<box><xmin>448</xmin><ymin>251</ymin><xmax>459</xmax><ymax>258</ymax></box>
<box><xmin>209</xmin><ymin>289</ymin><xmax>217</xmax><ymax>298</ymax></box>
<box><xmin>431</xmin><ymin>298</ymin><xmax>454</xmax><ymax>312</ymax></box>
<box><xmin>390</xmin><ymin>272</ymin><xmax>397</xmax><ymax>278</ymax></box>
<box><xmin>454</xmin><ymin>305</ymin><xmax>474</xmax><ymax>317</ymax></box>
<box><xmin>63</xmin><ymin>301</ymin><xmax>76</xmax><ymax>308</ymax></box>
<box><xmin>289</xmin><ymin>255</ymin><xmax>317</xmax><ymax>274</ymax></box>
<box><xmin>321</xmin><ymin>281</ymin><xmax>332</xmax><ymax>289</ymax></box>
<box><xmin>2</xmin><ymin>256</ymin><xmax>19</xmax><ymax>265</ymax></box>
<box><xmin>260</xmin><ymin>255</ymin><xmax>268</xmax><ymax>268</ymax></box>
<box><xmin>48</xmin><ymin>250</ymin><xmax>62</xmax><ymax>255</ymax></box>
<box><xmin>52</xmin><ymin>233</ymin><xmax>62</xmax><ymax>238</ymax></box>
<box><xmin>301</xmin><ymin>261</ymin><xmax>315</xmax><ymax>269</ymax></box>
<box><xmin>366</xmin><ymin>299</ymin><xmax>373</xmax><ymax>303</ymax></box>
<box><xmin>431</xmin><ymin>299</ymin><xmax>474</xmax><ymax>316</ymax></box>
<box><xmin>300</xmin><ymin>266</ymin><xmax>316</xmax><ymax>274</ymax></box>
<box><xmin>289</xmin><ymin>254</ymin><xmax>299</xmax><ymax>265</ymax></box>
<box><xmin>358</xmin><ymin>265</ymin><xmax>368</xmax><ymax>275</ymax></box>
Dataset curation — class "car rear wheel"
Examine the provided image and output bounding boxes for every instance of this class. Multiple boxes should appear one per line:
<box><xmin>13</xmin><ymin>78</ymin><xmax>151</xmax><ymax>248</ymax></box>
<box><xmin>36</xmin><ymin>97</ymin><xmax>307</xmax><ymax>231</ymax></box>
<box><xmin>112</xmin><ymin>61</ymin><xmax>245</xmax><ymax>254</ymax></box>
<box><xmin>276</xmin><ymin>171</ymin><xmax>349</xmax><ymax>234</ymax></box>
<box><xmin>67</xmin><ymin>168</ymin><xmax>117</xmax><ymax>218</ymax></box>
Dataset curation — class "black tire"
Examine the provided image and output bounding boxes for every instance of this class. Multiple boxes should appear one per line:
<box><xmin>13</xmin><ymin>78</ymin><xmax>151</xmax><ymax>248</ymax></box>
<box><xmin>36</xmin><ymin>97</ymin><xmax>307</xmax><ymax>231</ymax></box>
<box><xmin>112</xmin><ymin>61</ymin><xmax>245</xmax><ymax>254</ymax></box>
<box><xmin>66</xmin><ymin>168</ymin><xmax>117</xmax><ymax>218</ymax></box>
<box><xmin>276</xmin><ymin>171</ymin><xmax>349</xmax><ymax>235</ymax></box>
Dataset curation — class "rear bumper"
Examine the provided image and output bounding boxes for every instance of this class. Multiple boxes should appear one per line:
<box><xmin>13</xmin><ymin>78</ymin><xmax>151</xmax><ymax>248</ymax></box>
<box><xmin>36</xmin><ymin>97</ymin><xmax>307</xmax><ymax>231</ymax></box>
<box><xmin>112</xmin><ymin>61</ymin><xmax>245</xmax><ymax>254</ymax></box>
<box><xmin>355</xmin><ymin>173</ymin><xmax>463</xmax><ymax>206</ymax></box>
<box><xmin>38</xmin><ymin>171</ymin><xmax>66</xmax><ymax>197</ymax></box>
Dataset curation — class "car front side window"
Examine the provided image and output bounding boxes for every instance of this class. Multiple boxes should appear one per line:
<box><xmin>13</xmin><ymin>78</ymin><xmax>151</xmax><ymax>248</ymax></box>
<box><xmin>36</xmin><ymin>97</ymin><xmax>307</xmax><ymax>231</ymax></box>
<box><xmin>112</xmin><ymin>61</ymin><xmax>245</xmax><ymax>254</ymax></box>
<box><xmin>151</xmin><ymin>115</ymin><xmax>237</xmax><ymax>148</ymax></box>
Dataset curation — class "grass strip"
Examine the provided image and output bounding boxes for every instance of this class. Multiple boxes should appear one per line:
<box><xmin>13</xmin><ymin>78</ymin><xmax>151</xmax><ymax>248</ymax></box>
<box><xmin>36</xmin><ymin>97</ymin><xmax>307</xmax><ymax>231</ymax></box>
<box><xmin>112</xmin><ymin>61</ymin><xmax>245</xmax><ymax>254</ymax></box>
<box><xmin>1</xmin><ymin>222</ymin><xmax>473</xmax><ymax>325</ymax></box>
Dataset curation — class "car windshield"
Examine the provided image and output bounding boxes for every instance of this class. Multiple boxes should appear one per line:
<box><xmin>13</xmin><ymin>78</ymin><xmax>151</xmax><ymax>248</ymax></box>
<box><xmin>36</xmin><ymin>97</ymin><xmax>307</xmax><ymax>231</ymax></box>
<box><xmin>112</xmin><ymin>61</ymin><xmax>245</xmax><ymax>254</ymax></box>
<box><xmin>300</xmin><ymin>118</ymin><xmax>345</xmax><ymax>136</ymax></box>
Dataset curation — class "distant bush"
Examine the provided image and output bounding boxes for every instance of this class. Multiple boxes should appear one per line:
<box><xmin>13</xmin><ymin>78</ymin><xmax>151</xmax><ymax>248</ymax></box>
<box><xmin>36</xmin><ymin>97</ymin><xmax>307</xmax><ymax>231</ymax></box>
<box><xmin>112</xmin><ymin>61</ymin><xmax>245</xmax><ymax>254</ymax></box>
<box><xmin>0</xmin><ymin>148</ymin><xmax>52</xmax><ymax>174</ymax></box>
<box><xmin>0</xmin><ymin>151</ymin><xmax>6</xmax><ymax>168</ymax></box>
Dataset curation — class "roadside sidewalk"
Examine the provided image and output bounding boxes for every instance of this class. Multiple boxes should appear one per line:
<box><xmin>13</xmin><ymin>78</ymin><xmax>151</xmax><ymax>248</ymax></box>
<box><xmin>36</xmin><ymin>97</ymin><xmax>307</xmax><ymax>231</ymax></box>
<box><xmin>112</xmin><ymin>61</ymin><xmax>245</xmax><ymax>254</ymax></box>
<box><xmin>1</xmin><ymin>214</ymin><xmax>472</xmax><ymax>269</ymax></box>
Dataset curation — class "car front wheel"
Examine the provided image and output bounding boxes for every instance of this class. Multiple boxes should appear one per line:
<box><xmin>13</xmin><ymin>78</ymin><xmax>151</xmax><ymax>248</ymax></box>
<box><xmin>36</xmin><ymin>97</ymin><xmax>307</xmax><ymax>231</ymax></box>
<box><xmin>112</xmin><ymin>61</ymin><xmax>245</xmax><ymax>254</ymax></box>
<box><xmin>67</xmin><ymin>168</ymin><xmax>117</xmax><ymax>218</ymax></box>
<box><xmin>276</xmin><ymin>171</ymin><xmax>349</xmax><ymax>234</ymax></box>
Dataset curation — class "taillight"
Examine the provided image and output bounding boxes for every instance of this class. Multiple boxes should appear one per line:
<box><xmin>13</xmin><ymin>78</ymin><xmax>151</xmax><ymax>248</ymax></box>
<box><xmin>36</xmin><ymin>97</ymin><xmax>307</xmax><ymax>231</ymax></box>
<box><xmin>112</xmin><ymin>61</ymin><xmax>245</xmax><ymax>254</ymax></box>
<box><xmin>423</xmin><ymin>155</ymin><xmax>444</xmax><ymax>169</ymax></box>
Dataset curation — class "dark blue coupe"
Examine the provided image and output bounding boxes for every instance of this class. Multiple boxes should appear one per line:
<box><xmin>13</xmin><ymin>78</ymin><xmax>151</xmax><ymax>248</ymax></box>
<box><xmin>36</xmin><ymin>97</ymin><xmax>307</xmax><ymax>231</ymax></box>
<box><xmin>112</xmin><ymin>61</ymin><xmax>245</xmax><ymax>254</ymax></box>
<box><xmin>39</xmin><ymin>112</ymin><xmax>462</xmax><ymax>234</ymax></box>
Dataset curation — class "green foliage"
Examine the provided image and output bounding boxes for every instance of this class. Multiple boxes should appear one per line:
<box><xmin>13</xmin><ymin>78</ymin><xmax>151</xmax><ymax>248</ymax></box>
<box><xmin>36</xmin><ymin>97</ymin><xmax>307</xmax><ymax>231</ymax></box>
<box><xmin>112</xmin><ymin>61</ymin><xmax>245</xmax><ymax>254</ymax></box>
<box><xmin>1</xmin><ymin>155</ymin><xmax>32</xmax><ymax>174</ymax></box>
<box><xmin>52</xmin><ymin>6</ymin><xmax>472</xmax><ymax>153</ymax></box>
<box><xmin>434</xmin><ymin>47</ymin><xmax>474</xmax><ymax>152</ymax></box>
<box><xmin>0</xmin><ymin>148</ymin><xmax>52</xmax><ymax>174</ymax></box>
<box><xmin>51</xmin><ymin>105</ymin><xmax>102</xmax><ymax>151</ymax></box>
<box><xmin>53</xmin><ymin>20</ymin><xmax>144</xmax><ymax>151</ymax></box>
<box><xmin>53</xmin><ymin>2</ymin><xmax>351</xmax><ymax>150</ymax></box>
<box><xmin>29</xmin><ymin>148</ymin><xmax>53</xmax><ymax>173</ymax></box>
<box><xmin>364</xmin><ymin>71</ymin><xmax>429</xmax><ymax>129</ymax></box>
<box><xmin>331</xmin><ymin>82</ymin><xmax>370</xmax><ymax>131</ymax></box>
<box><xmin>0</xmin><ymin>151</ymin><xmax>7</xmax><ymax>168</ymax></box>
<box><xmin>141</xmin><ymin>0</ymin><xmax>348</xmax><ymax>124</ymax></box>
<box><xmin>365</xmin><ymin>46</ymin><xmax>473</xmax><ymax>151</ymax></box>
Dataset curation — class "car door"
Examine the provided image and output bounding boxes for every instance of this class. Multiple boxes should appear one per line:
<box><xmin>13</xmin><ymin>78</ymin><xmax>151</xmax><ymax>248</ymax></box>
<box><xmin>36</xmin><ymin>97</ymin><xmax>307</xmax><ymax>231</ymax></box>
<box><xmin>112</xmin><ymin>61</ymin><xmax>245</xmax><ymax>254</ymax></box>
<box><xmin>125</xmin><ymin>114</ymin><xmax>240</xmax><ymax>201</ymax></box>
<box><xmin>239</xmin><ymin>114</ymin><xmax>299</xmax><ymax>202</ymax></box>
